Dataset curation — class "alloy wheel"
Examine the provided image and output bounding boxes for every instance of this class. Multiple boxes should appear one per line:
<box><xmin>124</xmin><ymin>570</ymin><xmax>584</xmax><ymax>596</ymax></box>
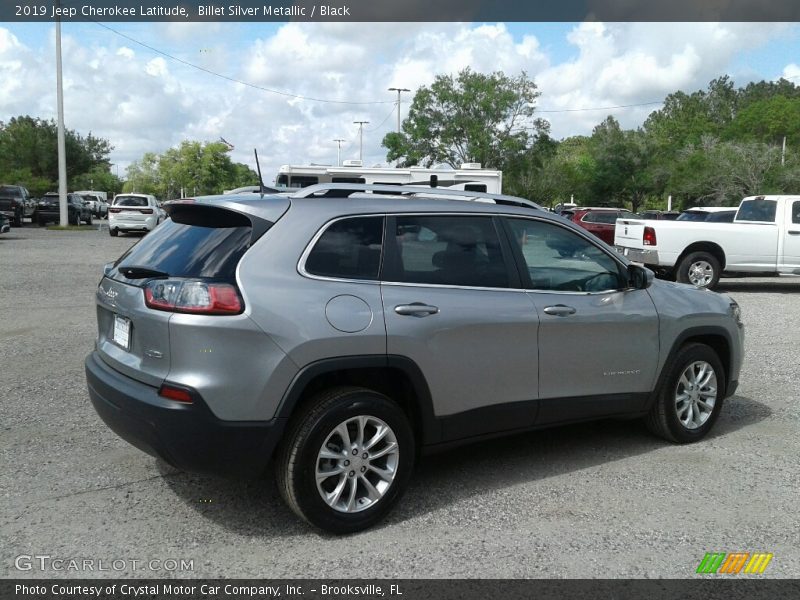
<box><xmin>315</xmin><ymin>415</ymin><xmax>399</xmax><ymax>513</ymax></box>
<box><xmin>675</xmin><ymin>361</ymin><xmax>717</xmax><ymax>429</ymax></box>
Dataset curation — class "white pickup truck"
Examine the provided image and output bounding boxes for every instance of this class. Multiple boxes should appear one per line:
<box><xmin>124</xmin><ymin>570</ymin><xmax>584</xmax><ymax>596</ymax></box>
<box><xmin>614</xmin><ymin>195</ymin><xmax>800</xmax><ymax>289</ymax></box>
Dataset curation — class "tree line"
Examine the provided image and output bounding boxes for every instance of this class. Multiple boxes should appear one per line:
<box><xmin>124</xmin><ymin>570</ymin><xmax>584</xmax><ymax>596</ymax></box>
<box><xmin>0</xmin><ymin>117</ymin><xmax>257</xmax><ymax>198</ymax></box>
<box><xmin>383</xmin><ymin>70</ymin><xmax>800</xmax><ymax>211</ymax></box>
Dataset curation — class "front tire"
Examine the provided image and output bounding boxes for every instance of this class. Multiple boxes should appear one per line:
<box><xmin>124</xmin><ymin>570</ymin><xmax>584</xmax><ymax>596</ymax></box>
<box><xmin>85</xmin><ymin>213</ymin><xmax>93</xmax><ymax>226</ymax></box>
<box><xmin>276</xmin><ymin>387</ymin><xmax>415</xmax><ymax>534</ymax></box>
<box><xmin>645</xmin><ymin>343</ymin><xmax>725</xmax><ymax>443</ymax></box>
<box><xmin>109</xmin><ymin>227</ymin><xmax>118</xmax><ymax>237</ymax></box>
<box><xmin>676</xmin><ymin>251</ymin><xmax>720</xmax><ymax>289</ymax></box>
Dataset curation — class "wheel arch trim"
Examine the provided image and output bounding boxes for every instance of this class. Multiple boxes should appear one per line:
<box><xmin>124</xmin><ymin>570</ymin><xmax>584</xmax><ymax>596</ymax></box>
<box><xmin>649</xmin><ymin>325</ymin><xmax>734</xmax><ymax>409</ymax></box>
<box><xmin>275</xmin><ymin>355</ymin><xmax>441</xmax><ymax>445</ymax></box>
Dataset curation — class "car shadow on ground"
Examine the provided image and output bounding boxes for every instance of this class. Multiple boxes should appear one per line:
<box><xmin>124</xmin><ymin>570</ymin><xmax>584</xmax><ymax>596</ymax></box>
<box><xmin>159</xmin><ymin>393</ymin><xmax>770</xmax><ymax>538</ymax></box>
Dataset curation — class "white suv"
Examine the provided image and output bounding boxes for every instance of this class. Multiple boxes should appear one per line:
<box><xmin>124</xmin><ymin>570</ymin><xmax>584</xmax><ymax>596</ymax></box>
<box><xmin>108</xmin><ymin>193</ymin><xmax>165</xmax><ymax>236</ymax></box>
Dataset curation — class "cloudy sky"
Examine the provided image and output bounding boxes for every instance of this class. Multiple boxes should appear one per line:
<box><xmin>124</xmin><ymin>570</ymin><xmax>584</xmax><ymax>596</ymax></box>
<box><xmin>1</xmin><ymin>21</ymin><xmax>799</xmax><ymax>184</ymax></box>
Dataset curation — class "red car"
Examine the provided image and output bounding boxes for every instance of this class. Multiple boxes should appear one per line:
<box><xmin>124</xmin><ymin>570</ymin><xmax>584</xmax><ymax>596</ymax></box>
<box><xmin>565</xmin><ymin>207</ymin><xmax>638</xmax><ymax>245</ymax></box>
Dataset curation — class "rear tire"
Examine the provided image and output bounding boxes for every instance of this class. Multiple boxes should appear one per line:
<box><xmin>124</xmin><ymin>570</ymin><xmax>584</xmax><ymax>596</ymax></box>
<box><xmin>12</xmin><ymin>209</ymin><xmax>22</xmax><ymax>227</ymax></box>
<box><xmin>645</xmin><ymin>343</ymin><xmax>725</xmax><ymax>443</ymax></box>
<box><xmin>676</xmin><ymin>251</ymin><xmax>721</xmax><ymax>290</ymax></box>
<box><xmin>276</xmin><ymin>386</ymin><xmax>415</xmax><ymax>534</ymax></box>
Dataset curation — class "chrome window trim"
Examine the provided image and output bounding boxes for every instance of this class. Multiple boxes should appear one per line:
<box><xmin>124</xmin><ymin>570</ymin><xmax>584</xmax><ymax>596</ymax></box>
<box><xmin>297</xmin><ymin>211</ymin><xmax>634</xmax><ymax>294</ymax></box>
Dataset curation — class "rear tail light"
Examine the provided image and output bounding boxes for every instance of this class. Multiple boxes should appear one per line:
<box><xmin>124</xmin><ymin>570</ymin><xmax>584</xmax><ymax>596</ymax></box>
<box><xmin>109</xmin><ymin>207</ymin><xmax>122</xmax><ymax>213</ymax></box>
<box><xmin>144</xmin><ymin>279</ymin><xmax>243</xmax><ymax>315</ymax></box>
<box><xmin>158</xmin><ymin>384</ymin><xmax>193</xmax><ymax>403</ymax></box>
<box><xmin>139</xmin><ymin>208</ymin><xmax>154</xmax><ymax>214</ymax></box>
<box><xmin>643</xmin><ymin>226</ymin><xmax>657</xmax><ymax>246</ymax></box>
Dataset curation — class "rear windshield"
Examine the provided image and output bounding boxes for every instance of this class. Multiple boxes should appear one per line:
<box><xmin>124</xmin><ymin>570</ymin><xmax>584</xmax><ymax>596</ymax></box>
<box><xmin>114</xmin><ymin>196</ymin><xmax>149</xmax><ymax>207</ymax></box>
<box><xmin>111</xmin><ymin>208</ymin><xmax>254</xmax><ymax>283</ymax></box>
<box><xmin>0</xmin><ymin>186</ymin><xmax>21</xmax><ymax>197</ymax></box>
<box><xmin>677</xmin><ymin>211</ymin><xmax>709</xmax><ymax>221</ymax></box>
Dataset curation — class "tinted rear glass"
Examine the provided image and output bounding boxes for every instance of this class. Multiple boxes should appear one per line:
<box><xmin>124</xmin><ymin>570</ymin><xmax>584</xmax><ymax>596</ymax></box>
<box><xmin>112</xmin><ymin>209</ymin><xmax>253</xmax><ymax>282</ymax></box>
<box><xmin>114</xmin><ymin>196</ymin><xmax>149</xmax><ymax>207</ymax></box>
<box><xmin>677</xmin><ymin>211</ymin><xmax>709</xmax><ymax>221</ymax></box>
<box><xmin>306</xmin><ymin>216</ymin><xmax>384</xmax><ymax>280</ymax></box>
<box><xmin>737</xmin><ymin>199</ymin><xmax>777</xmax><ymax>222</ymax></box>
<box><xmin>0</xmin><ymin>186</ymin><xmax>21</xmax><ymax>197</ymax></box>
<box><xmin>707</xmin><ymin>211</ymin><xmax>736</xmax><ymax>223</ymax></box>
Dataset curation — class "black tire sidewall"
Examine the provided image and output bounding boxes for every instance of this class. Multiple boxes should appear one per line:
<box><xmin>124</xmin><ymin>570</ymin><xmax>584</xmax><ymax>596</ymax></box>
<box><xmin>660</xmin><ymin>345</ymin><xmax>726</xmax><ymax>443</ymax></box>
<box><xmin>289</xmin><ymin>393</ymin><xmax>414</xmax><ymax>534</ymax></box>
<box><xmin>677</xmin><ymin>251</ymin><xmax>720</xmax><ymax>289</ymax></box>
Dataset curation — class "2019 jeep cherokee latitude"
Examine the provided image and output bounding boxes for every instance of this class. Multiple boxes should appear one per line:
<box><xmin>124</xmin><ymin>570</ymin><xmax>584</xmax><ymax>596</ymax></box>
<box><xmin>85</xmin><ymin>184</ymin><xmax>744</xmax><ymax>533</ymax></box>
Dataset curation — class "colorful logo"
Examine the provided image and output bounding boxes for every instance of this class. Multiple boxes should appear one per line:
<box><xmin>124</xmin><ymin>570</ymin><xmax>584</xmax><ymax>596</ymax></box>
<box><xmin>696</xmin><ymin>552</ymin><xmax>773</xmax><ymax>574</ymax></box>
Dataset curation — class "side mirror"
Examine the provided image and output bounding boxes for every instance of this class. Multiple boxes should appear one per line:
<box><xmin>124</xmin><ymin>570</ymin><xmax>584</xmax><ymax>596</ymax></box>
<box><xmin>628</xmin><ymin>264</ymin><xmax>654</xmax><ymax>289</ymax></box>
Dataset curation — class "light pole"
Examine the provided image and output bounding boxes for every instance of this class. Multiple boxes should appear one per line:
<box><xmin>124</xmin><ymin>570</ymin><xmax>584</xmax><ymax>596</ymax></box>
<box><xmin>353</xmin><ymin>121</ymin><xmax>369</xmax><ymax>162</ymax></box>
<box><xmin>333</xmin><ymin>138</ymin><xmax>345</xmax><ymax>166</ymax></box>
<box><xmin>55</xmin><ymin>1</ymin><xmax>68</xmax><ymax>226</ymax></box>
<box><xmin>388</xmin><ymin>87</ymin><xmax>410</xmax><ymax>133</ymax></box>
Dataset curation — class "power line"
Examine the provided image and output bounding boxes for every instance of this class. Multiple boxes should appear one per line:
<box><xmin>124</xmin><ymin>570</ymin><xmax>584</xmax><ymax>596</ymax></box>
<box><xmin>88</xmin><ymin>20</ymin><xmax>394</xmax><ymax>106</ymax></box>
<box><xmin>366</xmin><ymin>105</ymin><xmax>397</xmax><ymax>133</ymax></box>
<box><xmin>536</xmin><ymin>100</ymin><xmax>664</xmax><ymax>113</ymax></box>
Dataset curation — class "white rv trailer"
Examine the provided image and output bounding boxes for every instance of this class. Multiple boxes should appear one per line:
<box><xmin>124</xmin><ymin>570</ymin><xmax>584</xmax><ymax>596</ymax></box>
<box><xmin>274</xmin><ymin>161</ymin><xmax>503</xmax><ymax>193</ymax></box>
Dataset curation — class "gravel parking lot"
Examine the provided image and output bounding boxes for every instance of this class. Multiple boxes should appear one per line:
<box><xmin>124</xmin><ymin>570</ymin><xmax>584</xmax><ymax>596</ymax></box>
<box><xmin>1</xmin><ymin>224</ymin><xmax>798</xmax><ymax>579</ymax></box>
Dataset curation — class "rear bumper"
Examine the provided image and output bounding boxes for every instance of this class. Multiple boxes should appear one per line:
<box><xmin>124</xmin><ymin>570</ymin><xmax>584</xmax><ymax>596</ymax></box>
<box><xmin>85</xmin><ymin>351</ymin><xmax>284</xmax><ymax>478</ymax></box>
<box><xmin>109</xmin><ymin>217</ymin><xmax>158</xmax><ymax>230</ymax></box>
<box><xmin>617</xmin><ymin>246</ymin><xmax>660</xmax><ymax>265</ymax></box>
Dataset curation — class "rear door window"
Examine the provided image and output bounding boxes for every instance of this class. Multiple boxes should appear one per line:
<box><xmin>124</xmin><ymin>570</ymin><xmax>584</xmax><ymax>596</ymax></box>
<box><xmin>305</xmin><ymin>216</ymin><xmax>384</xmax><ymax>280</ymax></box>
<box><xmin>383</xmin><ymin>215</ymin><xmax>510</xmax><ymax>288</ymax></box>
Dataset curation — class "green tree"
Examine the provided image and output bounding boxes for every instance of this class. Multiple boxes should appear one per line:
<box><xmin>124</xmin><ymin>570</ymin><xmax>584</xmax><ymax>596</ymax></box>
<box><xmin>123</xmin><ymin>141</ymin><xmax>258</xmax><ymax>198</ymax></box>
<box><xmin>0</xmin><ymin>115</ymin><xmax>112</xmax><ymax>186</ymax></box>
<box><xmin>382</xmin><ymin>68</ymin><xmax>545</xmax><ymax>169</ymax></box>
<box><xmin>724</xmin><ymin>95</ymin><xmax>800</xmax><ymax>147</ymax></box>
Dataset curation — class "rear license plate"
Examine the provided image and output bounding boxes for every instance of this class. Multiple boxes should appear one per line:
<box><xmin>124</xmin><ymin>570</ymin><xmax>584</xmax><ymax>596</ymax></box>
<box><xmin>112</xmin><ymin>315</ymin><xmax>131</xmax><ymax>350</ymax></box>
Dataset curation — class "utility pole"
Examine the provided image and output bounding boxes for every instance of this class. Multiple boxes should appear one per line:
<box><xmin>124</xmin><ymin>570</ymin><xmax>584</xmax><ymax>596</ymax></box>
<box><xmin>55</xmin><ymin>1</ymin><xmax>68</xmax><ymax>227</ymax></box>
<box><xmin>353</xmin><ymin>121</ymin><xmax>369</xmax><ymax>162</ymax></box>
<box><xmin>782</xmin><ymin>135</ymin><xmax>786</xmax><ymax>166</ymax></box>
<box><xmin>388</xmin><ymin>87</ymin><xmax>410</xmax><ymax>133</ymax></box>
<box><xmin>333</xmin><ymin>138</ymin><xmax>345</xmax><ymax>166</ymax></box>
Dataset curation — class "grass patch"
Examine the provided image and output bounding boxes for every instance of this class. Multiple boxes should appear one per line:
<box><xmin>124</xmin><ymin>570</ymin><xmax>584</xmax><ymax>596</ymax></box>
<box><xmin>45</xmin><ymin>225</ymin><xmax>98</xmax><ymax>231</ymax></box>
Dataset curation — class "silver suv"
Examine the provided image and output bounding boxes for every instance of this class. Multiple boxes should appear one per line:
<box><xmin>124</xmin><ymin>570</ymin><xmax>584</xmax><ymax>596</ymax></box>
<box><xmin>85</xmin><ymin>184</ymin><xmax>744</xmax><ymax>533</ymax></box>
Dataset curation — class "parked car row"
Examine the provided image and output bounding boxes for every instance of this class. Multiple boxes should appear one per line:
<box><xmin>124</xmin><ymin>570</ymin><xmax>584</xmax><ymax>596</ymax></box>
<box><xmin>615</xmin><ymin>195</ymin><xmax>800</xmax><ymax>289</ymax></box>
<box><xmin>36</xmin><ymin>192</ymin><xmax>95</xmax><ymax>226</ymax></box>
<box><xmin>558</xmin><ymin>206</ymin><xmax>739</xmax><ymax>246</ymax></box>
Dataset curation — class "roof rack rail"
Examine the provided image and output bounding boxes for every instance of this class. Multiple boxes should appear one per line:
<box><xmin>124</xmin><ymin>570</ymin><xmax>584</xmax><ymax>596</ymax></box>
<box><xmin>291</xmin><ymin>183</ymin><xmax>541</xmax><ymax>210</ymax></box>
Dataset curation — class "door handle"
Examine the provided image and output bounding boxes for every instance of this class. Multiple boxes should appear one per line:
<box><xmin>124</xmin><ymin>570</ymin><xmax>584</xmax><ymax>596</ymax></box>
<box><xmin>788</xmin><ymin>230</ymin><xmax>800</xmax><ymax>235</ymax></box>
<box><xmin>543</xmin><ymin>304</ymin><xmax>576</xmax><ymax>316</ymax></box>
<box><xmin>394</xmin><ymin>303</ymin><xmax>439</xmax><ymax>317</ymax></box>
